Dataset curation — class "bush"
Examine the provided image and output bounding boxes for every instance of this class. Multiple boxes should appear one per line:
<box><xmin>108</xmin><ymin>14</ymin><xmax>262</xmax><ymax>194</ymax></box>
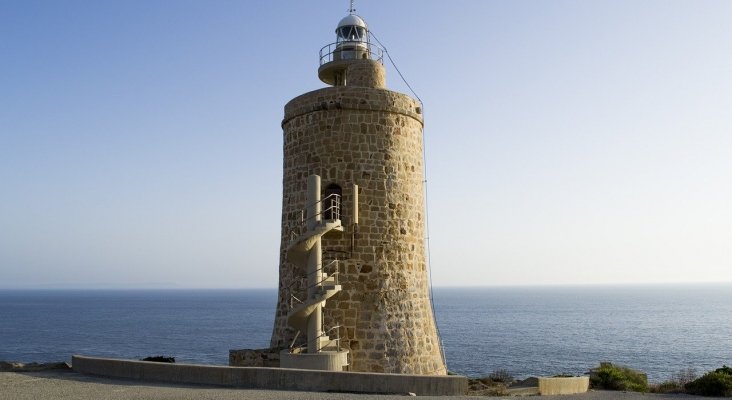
<box><xmin>469</xmin><ymin>370</ymin><xmax>514</xmax><ymax>397</ymax></box>
<box><xmin>685</xmin><ymin>366</ymin><xmax>732</xmax><ymax>397</ymax></box>
<box><xmin>589</xmin><ymin>363</ymin><xmax>648</xmax><ymax>392</ymax></box>
<box><xmin>715</xmin><ymin>365</ymin><xmax>732</xmax><ymax>376</ymax></box>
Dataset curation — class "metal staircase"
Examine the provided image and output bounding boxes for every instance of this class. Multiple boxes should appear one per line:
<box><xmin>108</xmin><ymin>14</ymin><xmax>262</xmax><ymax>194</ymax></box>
<box><xmin>280</xmin><ymin>175</ymin><xmax>349</xmax><ymax>371</ymax></box>
<box><xmin>286</xmin><ymin>261</ymin><xmax>340</xmax><ymax>335</ymax></box>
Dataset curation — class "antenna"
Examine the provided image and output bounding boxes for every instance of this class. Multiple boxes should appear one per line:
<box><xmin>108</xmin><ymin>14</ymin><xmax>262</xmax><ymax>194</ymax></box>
<box><xmin>348</xmin><ymin>0</ymin><xmax>356</xmax><ymax>14</ymax></box>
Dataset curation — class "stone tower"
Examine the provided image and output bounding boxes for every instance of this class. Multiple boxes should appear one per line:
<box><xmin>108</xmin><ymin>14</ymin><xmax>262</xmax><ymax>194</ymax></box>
<box><xmin>270</xmin><ymin>10</ymin><xmax>446</xmax><ymax>375</ymax></box>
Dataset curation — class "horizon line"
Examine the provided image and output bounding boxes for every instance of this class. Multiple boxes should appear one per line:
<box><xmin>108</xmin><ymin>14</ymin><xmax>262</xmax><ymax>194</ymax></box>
<box><xmin>1</xmin><ymin>281</ymin><xmax>730</xmax><ymax>291</ymax></box>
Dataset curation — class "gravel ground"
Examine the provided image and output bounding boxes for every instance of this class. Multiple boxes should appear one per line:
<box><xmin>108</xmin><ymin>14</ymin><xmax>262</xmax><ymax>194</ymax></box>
<box><xmin>0</xmin><ymin>371</ymin><xmax>710</xmax><ymax>400</ymax></box>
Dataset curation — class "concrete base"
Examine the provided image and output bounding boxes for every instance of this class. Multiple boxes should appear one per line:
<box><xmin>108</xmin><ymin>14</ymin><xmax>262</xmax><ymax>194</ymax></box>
<box><xmin>538</xmin><ymin>376</ymin><xmax>590</xmax><ymax>395</ymax></box>
<box><xmin>72</xmin><ymin>355</ymin><xmax>467</xmax><ymax>396</ymax></box>
<box><xmin>279</xmin><ymin>349</ymin><xmax>348</xmax><ymax>371</ymax></box>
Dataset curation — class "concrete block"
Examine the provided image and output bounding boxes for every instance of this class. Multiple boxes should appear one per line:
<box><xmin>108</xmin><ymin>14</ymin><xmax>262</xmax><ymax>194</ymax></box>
<box><xmin>538</xmin><ymin>376</ymin><xmax>590</xmax><ymax>395</ymax></box>
<box><xmin>279</xmin><ymin>349</ymin><xmax>348</xmax><ymax>371</ymax></box>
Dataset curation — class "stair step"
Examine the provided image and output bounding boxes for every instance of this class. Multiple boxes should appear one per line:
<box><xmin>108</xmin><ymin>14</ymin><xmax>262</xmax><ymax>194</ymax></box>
<box><xmin>286</xmin><ymin>220</ymin><xmax>343</xmax><ymax>267</ymax></box>
<box><xmin>319</xmin><ymin>284</ymin><xmax>340</xmax><ymax>292</ymax></box>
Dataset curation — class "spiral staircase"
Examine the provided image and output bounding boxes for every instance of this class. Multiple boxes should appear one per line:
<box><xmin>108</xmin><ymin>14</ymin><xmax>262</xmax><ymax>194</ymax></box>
<box><xmin>279</xmin><ymin>175</ymin><xmax>349</xmax><ymax>371</ymax></box>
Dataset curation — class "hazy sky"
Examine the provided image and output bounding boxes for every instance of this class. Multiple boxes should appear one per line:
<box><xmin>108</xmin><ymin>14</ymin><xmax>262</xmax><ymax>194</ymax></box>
<box><xmin>2</xmin><ymin>1</ymin><xmax>730</xmax><ymax>289</ymax></box>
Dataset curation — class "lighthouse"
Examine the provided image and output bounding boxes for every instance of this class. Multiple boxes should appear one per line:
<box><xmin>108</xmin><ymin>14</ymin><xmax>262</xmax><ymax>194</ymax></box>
<box><xmin>270</xmin><ymin>7</ymin><xmax>447</xmax><ymax>375</ymax></box>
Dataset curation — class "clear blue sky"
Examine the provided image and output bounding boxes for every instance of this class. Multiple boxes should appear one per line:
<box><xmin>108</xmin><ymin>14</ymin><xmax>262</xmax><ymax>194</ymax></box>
<box><xmin>1</xmin><ymin>1</ymin><xmax>730</xmax><ymax>289</ymax></box>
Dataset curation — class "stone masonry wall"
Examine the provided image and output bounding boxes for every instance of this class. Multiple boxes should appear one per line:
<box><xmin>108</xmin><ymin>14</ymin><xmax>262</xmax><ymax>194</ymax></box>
<box><xmin>270</xmin><ymin>85</ymin><xmax>446</xmax><ymax>375</ymax></box>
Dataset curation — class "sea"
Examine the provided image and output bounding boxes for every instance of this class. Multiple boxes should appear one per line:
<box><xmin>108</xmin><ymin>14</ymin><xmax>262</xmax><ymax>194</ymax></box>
<box><xmin>0</xmin><ymin>284</ymin><xmax>730</xmax><ymax>382</ymax></box>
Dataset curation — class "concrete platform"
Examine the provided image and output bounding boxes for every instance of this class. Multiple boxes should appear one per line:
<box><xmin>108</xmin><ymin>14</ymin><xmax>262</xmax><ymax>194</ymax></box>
<box><xmin>71</xmin><ymin>355</ymin><xmax>468</xmax><ymax>396</ymax></box>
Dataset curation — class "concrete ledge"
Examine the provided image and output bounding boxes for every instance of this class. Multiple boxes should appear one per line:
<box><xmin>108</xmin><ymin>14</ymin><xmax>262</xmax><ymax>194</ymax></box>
<box><xmin>279</xmin><ymin>349</ymin><xmax>348</xmax><ymax>371</ymax></box>
<box><xmin>72</xmin><ymin>355</ymin><xmax>467</xmax><ymax>396</ymax></box>
<box><xmin>538</xmin><ymin>376</ymin><xmax>590</xmax><ymax>395</ymax></box>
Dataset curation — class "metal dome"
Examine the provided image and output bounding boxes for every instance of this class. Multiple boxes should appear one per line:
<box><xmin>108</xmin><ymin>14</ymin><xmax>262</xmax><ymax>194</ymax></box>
<box><xmin>336</xmin><ymin>14</ymin><xmax>368</xmax><ymax>43</ymax></box>
<box><xmin>337</xmin><ymin>14</ymin><xmax>367</xmax><ymax>30</ymax></box>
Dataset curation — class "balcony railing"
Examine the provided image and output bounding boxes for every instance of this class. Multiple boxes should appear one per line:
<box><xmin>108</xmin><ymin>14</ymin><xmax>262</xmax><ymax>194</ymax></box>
<box><xmin>319</xmin><ymin>41</ymin><xmax>385</xmax><ymax>66</ymax></box>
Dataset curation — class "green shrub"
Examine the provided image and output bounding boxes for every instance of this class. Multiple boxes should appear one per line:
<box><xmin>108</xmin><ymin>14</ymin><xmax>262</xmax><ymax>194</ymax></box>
<box><xmin>589</xmin><ymin>363</ymin><xmax>648</xmax><ymax>392</ymax></box>
<box><xmin>685</xmin><ymin>368</ymin><xmax>732</xmax><ymax>397</ymax></box>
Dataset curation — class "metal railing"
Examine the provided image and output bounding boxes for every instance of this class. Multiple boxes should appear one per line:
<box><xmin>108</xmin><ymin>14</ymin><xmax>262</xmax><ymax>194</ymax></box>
<box><xmin>300</xmin><ymin>193</ymin><xmax>341</xmax><ymax>224</ymax></box>
<box><xmin>288</xmin><ymin>324</ymin><xmax>344</xmax><ymax>353</ymax></box>
<box><xmin>307</xmin><ymin>259</ymin><xmax>340</xmax><ymax>287</ymax></box>
<box><xmin>288</xmin><ymin>194</ymin><xmax>342</xmax><ymax>240</ymax></box>
<box><xmin>319</xmin><ymin>41</ymin><xmax>385</xmax><ymax>66</ymax></box>
<box><xmin>286</xmin><ymin>259</ymin><xmax>341</xmax><ymax>309</ymax></box>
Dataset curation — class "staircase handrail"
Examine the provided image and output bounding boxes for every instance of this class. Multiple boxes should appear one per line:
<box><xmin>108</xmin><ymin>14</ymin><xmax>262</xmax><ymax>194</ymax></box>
<box><xmin>301</xmin><ymin>193</ymin><xmax>341</xmax><ymax>213</ymax></box>
<box><xmin>289</xmin><ymin>294</ymin><xmax>303</xmax><ymax>309</ymax></box>
<box><xmin>283</xmin><ymin>259</ymin><xmax>341</xmax><ymax>310</ymax></box>
<box><xmin>304</xmin><ymin>259</ymin><xmax>339</xmax><ymax>277</ymax></box>
<box><xmin>305</xmin><ymin>272</ymin><xmax>339</xmax><ymax>291</ymax></box>
<box><xmin>301</xmin><ymin>259</ymin><xmax>338</xmax><ymax>275</ymax></box>
<box><xmin>287</xmin><ymin>273</ymin><xmax>341</xmax><ymax>304</ymax></box>
<box><xmin>288</xmin><ymin>194</ymin><xmax>341</xmax><ymax>240</ymax></box>
<box><xmin>299</xmin><ymin>193</ymin><xmax>341</xmax><ymax>225</ymax></box>
<box><xmin>286</xmin><ymin>272</ymin><xmax>340</xmax><ymax>310</ymax></box>
<box><xmin>289</xmin><ymin>324</ymin><xmax>344</xmax><ymax>353</ymax></box>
